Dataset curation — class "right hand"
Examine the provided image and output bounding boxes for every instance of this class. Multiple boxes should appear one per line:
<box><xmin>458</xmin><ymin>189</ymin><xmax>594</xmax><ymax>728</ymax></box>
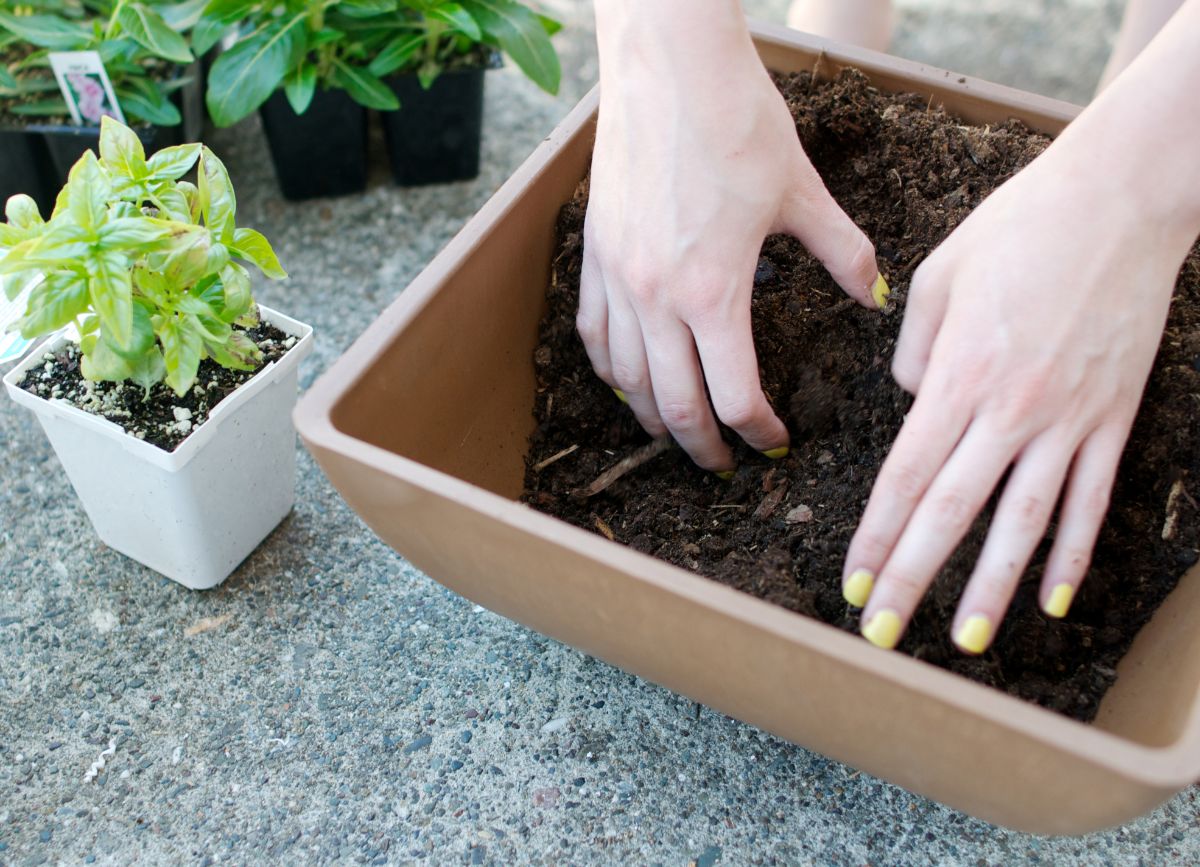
<box><xmin>581</xmin><ymin>7</ymin><xmax>884</xmax><ymax>472</ymax></box>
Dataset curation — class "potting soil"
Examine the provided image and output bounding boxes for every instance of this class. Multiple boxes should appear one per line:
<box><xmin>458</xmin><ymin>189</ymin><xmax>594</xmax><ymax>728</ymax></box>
<box><xmin>522</xmin><ymin>69</ymin><xmax>1200</xmax><ymax>723</ymax></box>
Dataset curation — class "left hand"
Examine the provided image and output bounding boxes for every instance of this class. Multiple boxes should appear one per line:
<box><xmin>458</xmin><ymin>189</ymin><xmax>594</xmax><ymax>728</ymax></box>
<box><xmin>843</xmin><ymin>143</ymin><xmax>1189</xmax><ymax>654</ymax></box>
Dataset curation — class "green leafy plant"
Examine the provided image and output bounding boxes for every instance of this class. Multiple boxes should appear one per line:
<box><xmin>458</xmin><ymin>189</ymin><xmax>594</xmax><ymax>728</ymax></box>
<box><xmin>0</xmin><ymin>115</ymin><xmax>286</xmax><ymax>395</ymax></box>
<box><xmin>202</xmin><ymin>0</ymin><xmax>559</xmax><ymax>128</ymax></box>
<box><xmin>0</xmin><ymin>0</ymin><xmax>199</xmax><ymax>126</ymax></box>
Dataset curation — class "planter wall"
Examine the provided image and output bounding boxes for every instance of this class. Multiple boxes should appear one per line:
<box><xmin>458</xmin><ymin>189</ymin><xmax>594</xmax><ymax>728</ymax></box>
<box><xmin>382</xmin><ymin>66</ymin><xmax>486</xmax><ymax>186</ymax></box>
<box><xmin>292</xmin><ymin>22</ymin><xmax>1200</xmax><ymax>833</ymax></box>
<box><xmin>259</xmin><ymin>88</ymin><xmax>367</xmax><ymax>201</ymax></box>
<box><xmin>4</xmin><ymin>306</ymin><xmax>314</xmax><ymax>590</ymax></box>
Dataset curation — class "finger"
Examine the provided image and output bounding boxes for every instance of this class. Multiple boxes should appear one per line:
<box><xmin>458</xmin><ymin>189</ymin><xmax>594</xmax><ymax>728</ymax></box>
<box><xmin>841</xmin><ymin>381</ymin><xmax>972</xmax><ymax>606</ymax></box>
<box><xmin>1039</xmin><ymin>423</ymin><xmax>1128</xmax><ymax>619</ymax></box>
<box><xmin>606</xmin><ymin>285</ymin><xmax>667</xmax><ymax>438</ymax></box>
<box><xmin>777</xmin><ymin>156</ymin><xmax>882</xmax><ymax>309</ymax></box>
<box><xmin>951</xmin><ymin>431</ymin><xmax>1077</xmax><ymax>653</ymax></box>
<box><xmin>577</xmin><ymin>245</ymin><xmax>614</xmax><ymax>385</ymax></box>
<box><xmin>690</xmin><ymin>302</ymin><xmax>789</xmax><ymax>455</ymax></box>
<box><xmin>859</xmin><ymin>421</ymin><xmax>1018</xmax><ymax>650</ymax></box>
<box><xmin>643</xmin><ymin>318</ymin><xmax>735</xmax><ymax>472</ymax></box>
<box><xmin>891</xmin><ymin>257</ymin><xmax>951</xmax><ymax>394</ymax></box>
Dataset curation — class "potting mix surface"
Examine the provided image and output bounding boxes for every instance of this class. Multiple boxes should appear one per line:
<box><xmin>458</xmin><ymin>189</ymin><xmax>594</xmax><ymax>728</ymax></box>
<box><xmin>17</xmin><ymin>319</ymin><xmax>293</xmax><ymax>451</ymax></box>
<box><xmin>523</xmin><ymin>69</ymin><xmax>1200</xmax><ymax>723</ymax></box>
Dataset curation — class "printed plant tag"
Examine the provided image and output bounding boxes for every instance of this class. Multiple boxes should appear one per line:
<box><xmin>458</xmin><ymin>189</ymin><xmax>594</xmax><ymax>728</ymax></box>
<box><xmin>48</xmin><ymin>51</ymin><xmax>125</xmax><ymax>126</ymax></box>
<box><xmin>0</xmin><ymin>276</ymin><xmax>39</xmax><ymax>364</ymax></box>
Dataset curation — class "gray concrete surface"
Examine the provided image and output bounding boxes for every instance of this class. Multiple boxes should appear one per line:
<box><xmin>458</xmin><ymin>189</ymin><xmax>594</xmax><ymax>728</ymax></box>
<box><xmin>3</xmin><ymin>1</ymin><xmax>1197</xmax><ymax>863</ymax></box>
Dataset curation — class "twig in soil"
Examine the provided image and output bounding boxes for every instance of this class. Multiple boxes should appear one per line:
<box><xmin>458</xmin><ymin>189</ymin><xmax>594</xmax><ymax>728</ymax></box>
<box><xmin>579</xmin><ymin>436</ymin><xmax>674</xmax><ymax>497</ymax></box>
<box><xmin>593</xmin><ymin>515</ymin><xmax>616</xmax><ymax>541</ymax></box>
<box><xmin>533</xmin><ymin>444</ymin><xmax>578</xmax><ymax>472</ymax></box>
<box><xmin>1163</xmin><ymin>479</ymin><xmax>1185</xmax><ymax>541</ymax></box>
<box><xmin>813</xmin><ymin>298</ymin><xmax>856</xmax><ymax>322</ymax></box>
<box><xmin>754</xmin><ymin>481</ymin><xmax>790</xmax><ymax>520</ymax></box>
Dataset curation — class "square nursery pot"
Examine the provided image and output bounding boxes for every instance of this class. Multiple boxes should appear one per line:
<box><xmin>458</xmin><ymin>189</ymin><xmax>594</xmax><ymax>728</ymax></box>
<box><xmin>293</xmin><ymin>22</ymin><xmax>1200</xmax><ymax>833</ymax></box>
<box><xmin>4</xmin><ymin>306</ymin><xmax>313</xmax><ymax>590</ymax></box>
<box><xmin>382</xmin><ymin>63</ymin><xmax>488</xmax><ymax>186</ymax></box>
<box><xmin>259</xmin><ymin>88</ymin><xmax>368</xmax><ymax>201</ymax></box>
<box><xmin>0</xmin><ymin>62</ymin><xmax>204</xmax><ymax>215</ymax></box>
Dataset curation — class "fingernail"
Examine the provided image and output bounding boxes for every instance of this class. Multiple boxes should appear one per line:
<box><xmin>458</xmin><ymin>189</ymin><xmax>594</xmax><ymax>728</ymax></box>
<box><xmin>1043</xmin><ymin>584</ymin><xmax>1075</xmax><ymax>619</ymax></box>
<box><xmin>613</xmin><ymin>388</ymin><xmax>628</xmax><ymax>404</ymax></box>
<box><xmin>871</xmin><ymin>274</ymin><xmax>890</xmax><ymax>310</ymax></box>
<box><xmin>843</xmin><ymin>569</ymin><xmax>874</xmax><ymax>608</ymax></box>
<box><xmin>954</xmin><ymin>615</ymin><xmax>993</xmax><ymax>654</ymax></box>
<box><xmin>862</xmin><ymin>609</ymin><xmax>902</xmax><ymax>650</ymax></box>
<box><xmin>714</xmin><ymin>470</ymin><xmax>735</xmax><ymax>481</ymax></box>
<box><xmin>761</xmin><ymin>446</ymin><xmax>789</xmax><ymax>460</ymax></box>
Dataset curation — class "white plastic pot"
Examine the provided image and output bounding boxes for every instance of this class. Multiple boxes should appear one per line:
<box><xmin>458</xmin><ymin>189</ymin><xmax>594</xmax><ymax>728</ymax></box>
<box><xmin>2</xmin><ymin>305</ymin><xmax>314</xmax><ymax>589</ymax></box>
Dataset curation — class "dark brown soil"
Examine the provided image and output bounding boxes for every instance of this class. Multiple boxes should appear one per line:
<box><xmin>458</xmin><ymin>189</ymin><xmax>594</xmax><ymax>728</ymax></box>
<box><xmin>522</xmin><ymin>69</ymin><xmax>1200</xmax><ymax>723</ymax></box>
<box><xmin>18</xmin><ymin>318</ymin><xmax>294</xmax><ymax>452</ymax></box>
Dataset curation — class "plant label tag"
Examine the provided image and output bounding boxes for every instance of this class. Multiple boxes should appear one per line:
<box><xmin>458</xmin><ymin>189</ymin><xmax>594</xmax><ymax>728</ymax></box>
<box><xmin>0</xmin><ymin>275</ymin><xmax>39</xmax><ymax>364</ymax></box>
<box><xmin>48</xmin><ymin>51</ymin><xmax>126</xmax><ymax>126</ymax></box>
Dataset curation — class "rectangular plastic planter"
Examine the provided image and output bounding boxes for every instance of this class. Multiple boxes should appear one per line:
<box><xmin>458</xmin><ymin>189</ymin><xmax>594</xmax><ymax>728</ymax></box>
<box><xmin>293</xmin><ymin>22</ymin><xmax>1200</xmax><ymax>833</ymax></box>
<box><xmin>4</xmin><ymin>306</ymin><xmax>313</xmax><ymax>589</ymax></box>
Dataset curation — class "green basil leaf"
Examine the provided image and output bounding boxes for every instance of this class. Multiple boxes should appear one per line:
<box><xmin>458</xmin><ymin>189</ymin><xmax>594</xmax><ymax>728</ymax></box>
<box><xmin>64</xmin><ymin>151</ymin><xmax>111</xmax><ymax>232</ymax></box>
<box><xmin>205</xmin><ymin>15</ymin><xmax>306</xmax><ymax>128</ymax></box>
<box><xmin>97</xmin><ymin>216</ymin><xmax>184</xmax><ymax>251</ymax></box>
<box><xmin>460</xmin><ymin>0</ymin><xmax>559</xmax><ymax>94</ymax></box>
<box><xmin>0</xmin><ymin>12</ymin><xmax>89</xmax><ymax>51</ymax></box>
<box><xmin>197</xmin><ymin>145</ymin><xmax>236</xmax><ymax>241</ymax></box>
<box><xmin>231</xmin><ymin>226</ymin><xmax>286</xmax><ymax>279</ymax></box>
<box><xmin>25</xmin><ymin>222</ymin><xmax>93</xmax><ymax>262</ymax></box>
<box><xmin>331</xmin><ymin>58</ymin><xmax>398</xmax><ymax>111</ymax></box>
<box><xmin>159</xmin><ymin>313</ymin><xmax>203</xmax><ymax>395</ymax></box>
<box><xmin>88</xmin><ymin>250</ymin><xmax>134</xmax><ymax>349</ymax></box>
<box><xmin>177</xmin><ymin>295</ymin><xmax>231</xmax><ymax>343</ymax></box>
<box><xmin>431</xmin><ymin>3</ymin><xmax>481</xmax><ymax>41</ymax></box>
<box><xmin>116</xmin><ymin>3</ymin><xmax>195</xmax><ymax>65</ymax></box>
<box><xmin>283</xmin><ymin>61</ymin><xmax>316</xmax><ymax>116</ymax></box>
<box><xmin>5</xmin><ymin>194</ymin><xmax>44</xmax><ymax>229</ymax></box>
<box><xmin>368</xmin><ymin>32</ymin><xmax>423</xmax><ymax>77</ymax></box>
<box><xmin>128</xmin><ymin>345</ymin><xmax>166</xmax><ymax>393</ymax></box>
<box><xmin>98</xmin><ymin>116</ymin><xmax>149</xmax><ymax>182</ymax></box>
<box><xmin>16</xmin><ymin>272</ymin><xmax>88</xmax><ymax>337</ymax></box>
<box><xmin>146</xmin><ymin>142</ymin><xmax>201</xmax><ymax>180</ymax></box>
<box><xmin>203</xmin><ymin>330</ymin><xmax>259</xmax><ymax>370</ymax></box>
<box><xmin>102</xmin><ymin>298</ymin><xmax>156</xmax><ymax>361</ymax></box>
<box><xmin>80</xmin><ymin>332</ymin><xmax>134</xmax><ymax>383</ymax></box>
<box><xmin>219</xmin><ymin>262</ymin><xmax>251</xmax><ymax>320</ymax></box>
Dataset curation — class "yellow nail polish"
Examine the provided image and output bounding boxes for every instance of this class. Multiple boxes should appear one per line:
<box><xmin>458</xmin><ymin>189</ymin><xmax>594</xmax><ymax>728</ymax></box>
<box><xmin>1044</xmin><ymin>584</ymin><xmax>1075</xmax><ymax>619</ymax></box>
<box><xmin>762</xmin><ymin>446</ymin><xmax>789</xmax><ymax>460</ymax></box>
<box><xmin>843</xmin><ymin>569</ymin><xmax>874</xmax><ymax>608</ymax></box>
<box><xmin>613</xmin><ymin>388</ymin><xmax>628</xmax><ymax>404</ymax></box>
<box><xmin>862</xmin><ymin>610</ymin><xmax>902</xmax><ymax>650</ymax></box>
<box><xmin>714</xmin><ymin>470</ymin><xmax>735</xmax><ymax>481</ymax></box>
<box><xmin>871</xmin><ymin>274</ymin><xmax>890</xmax><ymax>310</ymax></box>
<box><xmin>955</xmin><ymin>615</ymin><xmax>993</xmax><ymax>654</ymax></box>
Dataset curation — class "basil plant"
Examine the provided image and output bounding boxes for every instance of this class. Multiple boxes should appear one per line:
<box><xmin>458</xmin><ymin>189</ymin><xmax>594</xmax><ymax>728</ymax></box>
<box><xmin>0</xmin><ymin>0</ymin><xmax>201</xmax><ymax>126</ymax></box>
<box><xmin>0</xmin><ymin>116</ymin><xmax>286</xmax><ymax>396</ymax></box>
<box><xmin>202</xmin><ymin>0</ymin><xmax>560</xmax><ymax>128</ymax></box>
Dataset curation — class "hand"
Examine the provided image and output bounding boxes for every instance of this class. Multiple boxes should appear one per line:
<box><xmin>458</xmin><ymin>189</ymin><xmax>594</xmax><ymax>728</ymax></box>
<box><xmin>582</xmin><ymin>3</ymin><xmax>883</xmax><ymax>472</ymax></box>
<box><xmin>844</xmin><ymin>144</ymin><xmax>1191</xmax><ymax>654</ymax></box>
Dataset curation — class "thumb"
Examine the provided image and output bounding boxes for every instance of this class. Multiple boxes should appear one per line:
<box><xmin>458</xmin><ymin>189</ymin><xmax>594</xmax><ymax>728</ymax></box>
<box><xmin>777</xmin><ymin>158</ymin><xmax>886</xmax><ymax>309</ymax></box>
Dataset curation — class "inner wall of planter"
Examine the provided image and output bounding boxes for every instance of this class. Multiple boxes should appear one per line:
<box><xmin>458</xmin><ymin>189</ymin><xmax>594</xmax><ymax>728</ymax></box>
<box><xmin>328</xmin><ymin>45</ymin><xmax>1200</xmax><ymax>750</ymax></box>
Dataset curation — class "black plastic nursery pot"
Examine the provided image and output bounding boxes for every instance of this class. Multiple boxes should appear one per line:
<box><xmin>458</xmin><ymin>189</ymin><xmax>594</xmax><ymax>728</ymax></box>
<box><xmin>31</xmin><ymin>120</ymin><xmax>181</xmax><ymax>183</ymax></box>
<box><xmin>259</xmin><ymin>88</ymin><xmax>368</xmax><ymax>201</ymax></box>
<box><xmin>0</xmin><ymin>127</ymin><xmax>55</xmax><ymax>216</ymax></box>
<box><xmin>382</xmin><ymin>65</ymin><xmax>486</xmax><ymax>186</ymax></box>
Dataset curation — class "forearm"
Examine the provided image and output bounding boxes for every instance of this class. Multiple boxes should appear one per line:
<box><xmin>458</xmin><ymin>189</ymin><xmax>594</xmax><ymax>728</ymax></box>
<box><xmin>1053</xmin><ymin>0</ymin><xmax>1200</xmax><ymax>249</ymax></box>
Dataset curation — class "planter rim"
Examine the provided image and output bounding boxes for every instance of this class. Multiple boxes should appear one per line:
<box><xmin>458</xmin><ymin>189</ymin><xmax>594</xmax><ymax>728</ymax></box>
<box><xmin>4</xmin><ymin>304</ymin><xmax>313</xmax><ymax>473</ymax></box>
<box><xmin>294</xmin><ymin>21</ymin><xmax>1200</xmax><ymax>792</ymax></box>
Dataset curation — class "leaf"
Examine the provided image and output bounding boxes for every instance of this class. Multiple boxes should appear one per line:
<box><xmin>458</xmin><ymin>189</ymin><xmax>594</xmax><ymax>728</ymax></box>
<box><xmin>97</xmin><ymin>216</ymin><xmax>182</xmax><ymax>251</ymax></box>
<box><xmin>128</xmin><ymin>346</ymin><xmax>166</xmax><ymax>393</ymax></box>
<box><xmin>116</xmin><ymin>3</ymin><xmax>195</xmax><ymax>65</ymax></box>
<box><xmin>283</xmin><ymin>61</ymin><xmax>316</xmax><ymax>116</ymax></box>
<box><xmin>205</xmin><ymin>15</ymin><xmax>306</xmax><ymax>128</ymax></box>
<box><xmin>65</xmin><ymin>151</ymin><xmax>110</xmax><ymax>233</ymax></box>
<box><xmin>88</xmin><ymin>251</ymin><xmax>134</xmax><ymax>349</ymax></box>
<box><xmin>460</xmin><ymin>0</ymin><xmax>559</xmax><ymax>94</ymax></box>
<box><xmin>430</xmin><ymin>3</ymin><xmax>481</xmax><ymax>41</ymax></box>
<box><xmin>159</xmin><ymin>314</ymin><xmax>202</xmax><ymax>395</ymax></box>
<box><xmin>158</xmin><ymin>0</ymin><xmax>209</xmax><ymax>31</ymax></box>
<box><xmin>177</xmin><ymin>294</ymin><xmax>231</xmax><ymax>342</ymax></box>
<box><xmin>0</xmin><ymin>66</ymin><xmax>17</xmax><ymax>90</ymax></box>
<box><xmin>146</xmin><ymin>143</ymin><xmax>202</xmax><ymax>180</ymax></box>
<box><xmin>16</xmin><ymin>272</ymin><xmax>88</xmax><ymax>338</ymax></box>
<box><xmin>337</xmin><ymin>0</ymin><xmax>399</xmax><ymax>17</ymax></box>
<box><xmin>218</xmin><ymin>262</ymin><xmax>251</xmax><ymax>320</ymax></box>
<box><xmin>115</xmin><ymin>78</ymin><xmax>182</xmax><ymax>127</ymax></box>
<box><xmin>5</xmin><ymin>194</ymin><xmax>44</xmax><ymax>230</ymax></box>
<box><xmin>331</xmin><ymin>59</ymin><xmax>398</xmax><ymax>111</ymax></box>
<box><xmin>80</xmin><ymin>332</ymin><xmax>134</xmax><ymax>382</ymax></box>
<box><xmin>536</xmin><ymin>13</ymin><xmax>561</xmax><ymax>36</ymax></box>
<box><xmin>368</xmin><ymin>32</ymin><xmax>424</xmax><ymax>77</ymax></box>
<box><xmin>197</xmin><ymin>146</ymin><xmax>236</xmax><ymax>241</ymax></box>
<box><xmin>98</xmin><ymin>116</ymin><xmax>148</xmax><ymax>182</ymax></box>
<box><xmin>25</xmin><ymin>221</ymin><xmax>92</xmax><ymax>262</ymax></box>
<box><xmin>204</xmin><ymin>330</ymin><xmax>259</xmax><ymax>370</ymax></box>
<box><xmin>231</xmin><ymin>227</ymin><xmax>286</xmax><ymax>279</ymax></box>
<box><xmin>158</xmin><ymin>229</ymin><xmax>227</xmax><ymax>288</ymax></box>
<box><xmin>9</xmin><ymin>98</ymin><xmax>69</xmax><ymax>116</ymax></box>
<box><xmin>0</xmin><ymin>12</ymin><xmax>89</xmax><ymax>51</ymax></box>
<box><xmin>102</xmin><ymin>299</ymin><xmax>156</xmax><ymax>361</ymax></box>
<box><xmin>191</xmin><ymin>17</ymin><xmax>227</xmax><ymax>56</ymax></box>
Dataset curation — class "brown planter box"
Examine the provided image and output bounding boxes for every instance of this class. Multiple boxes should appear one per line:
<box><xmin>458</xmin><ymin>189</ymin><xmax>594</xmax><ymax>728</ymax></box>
<box><xmin>294</xmin><ymin>21</ymin><xmax>1200</xmax><ymax>833</ymax></box>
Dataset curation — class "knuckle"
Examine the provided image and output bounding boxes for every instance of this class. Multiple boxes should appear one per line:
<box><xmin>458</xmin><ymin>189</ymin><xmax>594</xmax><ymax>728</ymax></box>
<box><xmin>883</xmin><ymin>462</ymin><xmax>928</xmax><ymax>502</ymax></box>
<box><xmin>575</xmin><ymin>312</ymin><xmax>604</xmax><ymax>346</ymax></box>
<box><xmin>610</xmin><ymin>360</ymin><xmax>648</xmax><ymax>394</ymax></box>
<box><xmin>713</xmin><ymin>394</ymin><xmax>767</xmax><ymax>432</ymax></box>
<box><xmin>890</xmin><ymin>354</ymin><xmax>925</xmax><ymax>395</ymax></box>
<box><xmin>853</xmin><ymin>530</ymin><xmax>893</xmax><ymax>564</ymax></box>
<box><xmin>1081</xmin><ymin>484</ymin><xmax>1112</xmax><ymax>522</ymax></box>
<box><xmin>932</xmin><ymin>489</ymin><xmax>975</xmax><ymax>530</ymax></box>
<box><xmin>658</xmin><ymin>399</ymin><xmax>706</xmax><ymax>434</ymax></box>
<box><xmin>1011</xmin><ymin>494</ymin><xmax>1051</xmax><ymax>532</ymax></box>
